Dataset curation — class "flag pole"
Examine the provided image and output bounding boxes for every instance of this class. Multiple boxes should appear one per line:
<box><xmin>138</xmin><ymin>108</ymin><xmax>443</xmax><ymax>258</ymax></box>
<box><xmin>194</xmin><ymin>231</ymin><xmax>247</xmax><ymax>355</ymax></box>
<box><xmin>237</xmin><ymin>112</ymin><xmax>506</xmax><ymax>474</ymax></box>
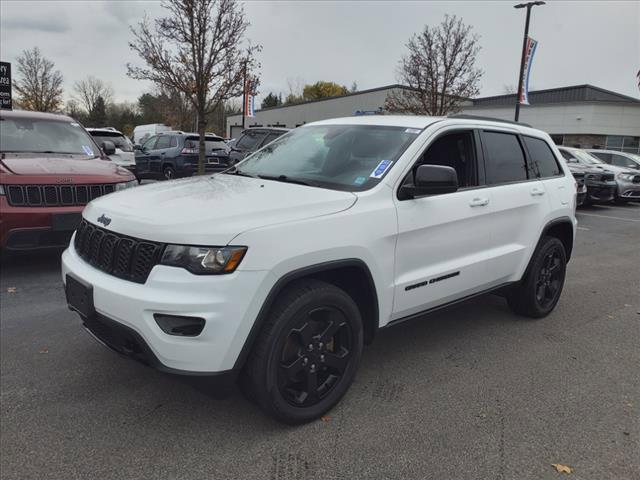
<box><xmin>514</xmin><ymin>1</ymin><xmax>545</xmax><ymax>122</ymax></box>
<box><xmin>241</xmin><ymin>62</ymin><xmax>246</xmax><ymax>130</ymax></box>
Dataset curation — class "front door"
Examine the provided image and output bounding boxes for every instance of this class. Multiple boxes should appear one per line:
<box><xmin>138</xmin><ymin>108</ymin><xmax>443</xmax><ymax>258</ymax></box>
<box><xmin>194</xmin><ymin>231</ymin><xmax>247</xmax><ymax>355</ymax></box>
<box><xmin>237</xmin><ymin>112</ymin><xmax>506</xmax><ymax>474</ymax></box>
<box><xmin>392</xmin><ymin>127</ymin><xmax>501</xmax><ymax>320</ymax></box>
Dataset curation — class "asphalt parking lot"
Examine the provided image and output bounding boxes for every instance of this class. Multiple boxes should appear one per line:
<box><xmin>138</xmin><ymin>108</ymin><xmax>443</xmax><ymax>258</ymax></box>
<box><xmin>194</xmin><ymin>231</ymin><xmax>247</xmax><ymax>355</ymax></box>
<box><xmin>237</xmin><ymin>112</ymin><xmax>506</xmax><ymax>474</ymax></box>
<box><xmin>1</xmin><ymin>203</ymin><xmax>638</xmax><ymax>480</ymax></box>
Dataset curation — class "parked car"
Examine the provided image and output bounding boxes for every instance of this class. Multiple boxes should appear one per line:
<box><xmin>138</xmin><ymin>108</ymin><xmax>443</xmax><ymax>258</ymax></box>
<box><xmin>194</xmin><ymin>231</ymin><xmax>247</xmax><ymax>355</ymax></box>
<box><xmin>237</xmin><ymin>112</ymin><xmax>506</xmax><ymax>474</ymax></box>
<box><xmin>228</xmin><ymin>127</ymin><xmax>289</xmax><ymax>164</ymax></box>
<box><xmin>558</xmin><ymin>146</ymin><xmax>640</xmax><ymax>202</ymax></box>
<box><xmin>0</xmin><ymin>110</ymin><xmax>137</xmax><ymax>251</ymax></box>
<box><xmin>132</xmin><ymin>123</ymin><xmax>172</xmax><ymax>146</ymax></box>
<box><xmin>87</xmin><ymin>127</ymin><xmax>137</xmax><ymax>178</ymax></box>
<box><xmin>63</xmin><ymin>115</ymin><xmax>576</xmax><ymax>423</ymax></box>
<box><xmin>560</xmin><ymin>151</ymin><xmax>617</xmax><ymax>206</ymax></box>
<box><xmin>586</xmin><ymin>149</ymin><xmax>640</xmax><ymax>170</ymax></box>
<box><xmin>135</xmin><ymin>131</ymin><xmax>231</xmax><ymax>180</ymax></box>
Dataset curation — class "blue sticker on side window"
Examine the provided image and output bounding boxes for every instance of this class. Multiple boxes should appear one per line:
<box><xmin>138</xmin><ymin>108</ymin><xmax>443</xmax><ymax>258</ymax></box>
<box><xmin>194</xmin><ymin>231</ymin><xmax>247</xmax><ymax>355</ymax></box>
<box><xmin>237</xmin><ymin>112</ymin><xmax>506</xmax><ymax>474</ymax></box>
<box><xmin>82</xmin><ymin>145</ymin><xmax>94</xmax><ymax>156</ymax></box>
<box><xmin>354</xmin><ymin>176</ymin><xmax>367</xmax><ymax>185</ymax></box>
<box><xmin>370</xmin><ymin>159</ymin><xmax>393</xmax><ymax>179</ymax></box>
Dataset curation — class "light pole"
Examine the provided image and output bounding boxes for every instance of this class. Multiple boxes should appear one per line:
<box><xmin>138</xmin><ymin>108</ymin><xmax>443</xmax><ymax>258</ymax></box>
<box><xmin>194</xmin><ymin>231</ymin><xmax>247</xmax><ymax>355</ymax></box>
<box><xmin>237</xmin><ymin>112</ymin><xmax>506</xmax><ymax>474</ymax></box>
<box><xmin>514</xmin><ymin>1</ymin><xmax>545</xmax><ymax>122</ymax></box>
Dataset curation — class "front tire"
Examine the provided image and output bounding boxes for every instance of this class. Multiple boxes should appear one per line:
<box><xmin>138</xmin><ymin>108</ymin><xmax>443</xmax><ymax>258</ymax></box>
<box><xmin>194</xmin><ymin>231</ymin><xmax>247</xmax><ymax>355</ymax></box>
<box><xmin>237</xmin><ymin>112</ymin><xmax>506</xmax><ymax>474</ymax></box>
<box><xmin>507</xmin><ymin>236</ymin><xmax>567</xmax><ymax>318</ymax></box>
<box><xmin>243</xmin><ymin>279</ymin><xmax>363</xmax><ymax>424</ymax></box>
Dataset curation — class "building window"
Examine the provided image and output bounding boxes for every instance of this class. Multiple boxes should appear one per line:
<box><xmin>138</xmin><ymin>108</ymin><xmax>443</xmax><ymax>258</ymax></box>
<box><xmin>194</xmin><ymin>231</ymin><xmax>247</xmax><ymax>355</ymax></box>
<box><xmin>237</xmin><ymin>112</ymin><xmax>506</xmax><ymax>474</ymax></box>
<box><xmin>605</xmin><ymin>135</ymin><xmax>639</xmax><ymax>153</ymax></box>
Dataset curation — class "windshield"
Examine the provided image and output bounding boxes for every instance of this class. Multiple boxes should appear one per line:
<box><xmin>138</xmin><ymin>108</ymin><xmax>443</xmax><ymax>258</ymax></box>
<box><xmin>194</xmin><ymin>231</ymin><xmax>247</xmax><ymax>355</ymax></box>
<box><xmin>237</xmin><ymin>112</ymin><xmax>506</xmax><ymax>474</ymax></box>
<box><xmin>90</xmin><ymin>132</ymin><xmax>133</xmax><ymax>152</ymax></box>
<box><xmin>0</xmin><ymin>117</ymin><xmax>98</xmax><ymax>156</ymax></box>
<box><xmin>572</xmin><ymin>149</ymin><xmax>604</xmax><ymax>165</ymax></box>
<box><xmin>233</xmin><ymin>125</ymin><xmax>420</xmax><ymax>191</ymax></box>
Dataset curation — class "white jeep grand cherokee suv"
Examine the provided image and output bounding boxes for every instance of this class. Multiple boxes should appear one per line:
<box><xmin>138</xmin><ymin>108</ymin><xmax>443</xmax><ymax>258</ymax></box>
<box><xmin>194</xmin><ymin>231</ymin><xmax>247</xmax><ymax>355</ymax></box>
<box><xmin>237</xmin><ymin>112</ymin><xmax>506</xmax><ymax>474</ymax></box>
<box><xmin>62</xmin><ymin>115</ymin><xmax>577</xmax><ymax>423</ymax></box>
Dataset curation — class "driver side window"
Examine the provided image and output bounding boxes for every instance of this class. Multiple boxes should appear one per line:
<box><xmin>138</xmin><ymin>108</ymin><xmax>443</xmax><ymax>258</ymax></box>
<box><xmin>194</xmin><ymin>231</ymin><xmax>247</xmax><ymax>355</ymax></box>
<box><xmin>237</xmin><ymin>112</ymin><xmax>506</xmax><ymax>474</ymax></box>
<box><xmin>407</xmin><ymin>130</ymin><xmax>479</xmax><ymax>189</ymax></box>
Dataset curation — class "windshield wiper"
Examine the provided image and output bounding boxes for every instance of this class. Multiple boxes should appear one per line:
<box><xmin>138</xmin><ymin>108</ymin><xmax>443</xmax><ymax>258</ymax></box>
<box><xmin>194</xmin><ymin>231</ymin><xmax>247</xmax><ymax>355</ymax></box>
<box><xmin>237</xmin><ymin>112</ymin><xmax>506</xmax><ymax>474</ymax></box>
<box><xmin>224</xmin><ymin>167</ymin><xmax>257</xmax><ymax>178</ymax></box>
<box><xmin>257</xmin><ymin>174</ymin><xmax>315</xmax><ymax>186</ymax></box>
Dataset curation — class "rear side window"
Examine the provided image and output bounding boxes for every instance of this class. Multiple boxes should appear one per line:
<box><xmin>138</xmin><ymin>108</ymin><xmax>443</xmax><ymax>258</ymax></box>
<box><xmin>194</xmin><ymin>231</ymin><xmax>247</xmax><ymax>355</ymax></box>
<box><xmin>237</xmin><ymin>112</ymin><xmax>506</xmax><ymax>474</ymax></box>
<box><xmin>482</xmin><ymin>131</ymin><xmax>527</xmax><ymax>184</ymax></box>
<box><xmin>523</xmin><ymin>136</ymin><xmax>562</xmax><ymax>178</ymax></box>
<box><xmin>236</xmin><ymin>131</ymin><xmax>267</xmax><ymax>150</ymax></box>
<box><xmin>263</xmin><ymin>132</ymin><xmax>284</xmax><ymax>145</ymax></box>
<box><xmin>156</xmin><ymin>135</ymin><xmax>176</xmax><ymax>149</ymax></box>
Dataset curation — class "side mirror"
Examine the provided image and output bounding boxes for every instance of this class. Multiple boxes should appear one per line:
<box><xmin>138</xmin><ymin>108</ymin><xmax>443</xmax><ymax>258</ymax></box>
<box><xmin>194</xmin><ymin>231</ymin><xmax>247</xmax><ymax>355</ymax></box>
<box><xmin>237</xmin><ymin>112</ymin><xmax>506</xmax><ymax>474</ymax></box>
<box><xmin>101</xmin><ymin>140</ymin><xmax>116</xmax><ymax>156</ymax></box>
<box><xmin>133</xmin><ymin>144</ymin><xmax>142</xmax><ymax>151</ymax></box>
<box><xmin>401</xmin><ymin>165</ymin><xmax>458</xmax><ymax>198</ymax></box>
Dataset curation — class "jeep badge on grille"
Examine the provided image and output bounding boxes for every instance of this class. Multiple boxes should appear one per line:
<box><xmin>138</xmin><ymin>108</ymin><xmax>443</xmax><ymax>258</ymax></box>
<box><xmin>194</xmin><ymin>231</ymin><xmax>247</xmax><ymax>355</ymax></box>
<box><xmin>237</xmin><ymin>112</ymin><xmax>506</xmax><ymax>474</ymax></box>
<box><xmin>97</xmin><ymin>214</ymin><xmax>111</xmax><ymax>226</ymax></box>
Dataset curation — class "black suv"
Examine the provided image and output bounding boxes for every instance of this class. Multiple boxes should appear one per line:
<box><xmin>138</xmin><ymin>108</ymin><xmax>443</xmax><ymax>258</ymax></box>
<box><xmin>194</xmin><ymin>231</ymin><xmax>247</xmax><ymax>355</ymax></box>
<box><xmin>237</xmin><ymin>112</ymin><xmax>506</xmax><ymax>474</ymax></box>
<box><xmin>135</xmin><ymin>132</ymin><xmax>231</xmax><ymax>180</ymax></box>
<box><xmin>228</xmin><ymin>127</ymin><xmax>289</xmax><ymax>164</ymax></box>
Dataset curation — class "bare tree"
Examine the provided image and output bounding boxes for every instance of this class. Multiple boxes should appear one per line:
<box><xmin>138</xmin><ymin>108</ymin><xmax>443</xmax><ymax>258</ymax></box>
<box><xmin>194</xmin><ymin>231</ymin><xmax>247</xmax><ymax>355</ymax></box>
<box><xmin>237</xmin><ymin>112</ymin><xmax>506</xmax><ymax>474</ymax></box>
<box><xmin>13</xmin><ymin>47</ymin><xmax>64</xmax><ymax>112</ymax></box>
<box><xmin>385</xmin><ymin>15</ymin><xmax>483</xmax><ymax>116</ymax></box>
<box><xmin>74</xmin><ymin>76</ymin><xmax>114</xmax><ymax>116</ymax></box>
<box><xmin>128</xmin><ymin>0</ymin><xmax>261</xmax><ymax>174</ymax></box>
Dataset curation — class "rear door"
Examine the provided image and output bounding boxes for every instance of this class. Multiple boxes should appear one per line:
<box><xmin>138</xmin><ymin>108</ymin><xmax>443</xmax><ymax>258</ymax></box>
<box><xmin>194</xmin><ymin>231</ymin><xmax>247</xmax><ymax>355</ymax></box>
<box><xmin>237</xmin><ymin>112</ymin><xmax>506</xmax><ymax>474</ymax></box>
<box><xmin>522</xmin><ymin>135</ymin><xmax>570</xmax><ymax>210</ymax></box>
<box><xmin>479</xmin><ymin>130</ymin><xmax>550</xmax><ymax>281</ymax></box>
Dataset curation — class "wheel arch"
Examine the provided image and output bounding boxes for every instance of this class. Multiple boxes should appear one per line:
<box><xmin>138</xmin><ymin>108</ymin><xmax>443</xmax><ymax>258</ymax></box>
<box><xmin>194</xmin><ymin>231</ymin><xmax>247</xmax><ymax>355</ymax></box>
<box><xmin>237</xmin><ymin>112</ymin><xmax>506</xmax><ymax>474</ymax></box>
<box><xmin>541</xmin><ymin>216</ymin><xmax>574</xmax><ymax>262</ymax></box>
<box><xmin>233</xmin><ymin>259</ymin><xmax>380</xmax><ymax>371</ymax></box>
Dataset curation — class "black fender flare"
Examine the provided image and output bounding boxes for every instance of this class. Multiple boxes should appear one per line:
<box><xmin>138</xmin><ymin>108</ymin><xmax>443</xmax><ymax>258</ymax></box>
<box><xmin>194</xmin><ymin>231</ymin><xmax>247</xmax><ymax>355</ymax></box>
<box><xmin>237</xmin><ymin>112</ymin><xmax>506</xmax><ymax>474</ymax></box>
<box><xmin>232</xmin><ymin>259</ymin><xmax>379</xmax><ymax>371</ymax></box>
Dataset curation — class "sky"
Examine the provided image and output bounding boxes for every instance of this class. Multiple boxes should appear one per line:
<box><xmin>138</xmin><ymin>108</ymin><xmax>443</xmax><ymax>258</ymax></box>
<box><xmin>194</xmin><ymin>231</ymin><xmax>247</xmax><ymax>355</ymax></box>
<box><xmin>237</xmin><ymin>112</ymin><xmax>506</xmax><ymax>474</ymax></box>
<box><xmin>1</xmin><ymin>0</ymin><xmax>638</xmax><ymax>106</ymax></box>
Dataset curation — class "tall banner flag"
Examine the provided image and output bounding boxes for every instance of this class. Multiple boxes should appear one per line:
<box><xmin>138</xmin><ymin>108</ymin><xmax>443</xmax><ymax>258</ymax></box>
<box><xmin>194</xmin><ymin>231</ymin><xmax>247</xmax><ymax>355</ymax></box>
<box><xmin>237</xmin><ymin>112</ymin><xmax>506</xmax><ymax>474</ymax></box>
<box><xmin>519</xmin><ymin>36</ymin><xmax>538</xmax><ymax>105</ymax></box>
<box><xmin>244</xmin><ymin>79</ymin><xmax>255</xmax><ymax>117</ymax></box>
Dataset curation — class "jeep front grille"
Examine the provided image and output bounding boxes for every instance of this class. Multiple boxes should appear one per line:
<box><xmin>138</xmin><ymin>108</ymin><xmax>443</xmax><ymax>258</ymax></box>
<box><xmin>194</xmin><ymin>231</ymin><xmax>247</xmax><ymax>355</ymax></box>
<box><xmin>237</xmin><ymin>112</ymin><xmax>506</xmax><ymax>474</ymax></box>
<box><xmin>6</xmin><ymin>184</ymin><xmax>116</xmax><ymax>207</ymax></box>
<box><xmin>74</xmin><ymin>220</ymin><xmax>163</xmax><ymax>284</ymax></box>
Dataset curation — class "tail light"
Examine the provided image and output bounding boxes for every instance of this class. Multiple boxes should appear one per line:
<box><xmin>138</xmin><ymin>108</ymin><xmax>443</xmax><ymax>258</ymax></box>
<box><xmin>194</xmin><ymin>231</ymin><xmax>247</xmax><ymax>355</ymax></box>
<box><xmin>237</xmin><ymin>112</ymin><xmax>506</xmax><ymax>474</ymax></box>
<box><xmin>181</xmin><ymin>147</ymin><xmax>198</xmax><ymax>154</ymax></box>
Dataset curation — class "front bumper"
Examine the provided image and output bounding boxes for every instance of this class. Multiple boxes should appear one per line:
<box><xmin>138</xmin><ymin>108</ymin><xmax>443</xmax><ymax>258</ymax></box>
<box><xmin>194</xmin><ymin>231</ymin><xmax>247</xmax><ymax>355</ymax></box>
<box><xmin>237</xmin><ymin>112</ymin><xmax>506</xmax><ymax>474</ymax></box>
<box><xmin>62</xmin><ymin>242</ymin><xmax>272</xmax><ymax>374</ymax></box>
<box><xmin>585</xmin><ymin>181</ymin><xmax>616</xmax><ymax>204</ymax></box>
<box><xmin>0</xmin><ymin>197</ymin><xmax>82</xmax><ymax>250</ymax></box>
<box><xmin>616</xmin><ymin>178</ymin><xmax>640</xmax><ymax>199</ymax></box>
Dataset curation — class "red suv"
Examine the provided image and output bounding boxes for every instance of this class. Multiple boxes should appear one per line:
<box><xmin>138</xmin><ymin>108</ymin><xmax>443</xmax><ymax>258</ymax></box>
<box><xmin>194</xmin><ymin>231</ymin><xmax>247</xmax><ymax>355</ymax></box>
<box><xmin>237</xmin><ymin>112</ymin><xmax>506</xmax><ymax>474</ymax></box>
<box><xmin>0</xmin><ymin>110</ymin><xmax>137</xmax><ymax>251</ymax></box>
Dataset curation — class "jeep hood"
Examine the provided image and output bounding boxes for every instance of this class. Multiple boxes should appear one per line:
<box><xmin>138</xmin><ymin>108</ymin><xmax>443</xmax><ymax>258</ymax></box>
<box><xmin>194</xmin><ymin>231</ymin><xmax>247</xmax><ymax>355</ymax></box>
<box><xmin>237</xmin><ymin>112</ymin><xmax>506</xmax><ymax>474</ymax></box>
<box><xmin>0</xmin><ymin>154</ymin><xmax>132</xmax><ymax>178</ymax></box>
<box><xmin>83</xmin><ymin>174</ymin><xmax>358</xmax><ymax>245</ymax></box>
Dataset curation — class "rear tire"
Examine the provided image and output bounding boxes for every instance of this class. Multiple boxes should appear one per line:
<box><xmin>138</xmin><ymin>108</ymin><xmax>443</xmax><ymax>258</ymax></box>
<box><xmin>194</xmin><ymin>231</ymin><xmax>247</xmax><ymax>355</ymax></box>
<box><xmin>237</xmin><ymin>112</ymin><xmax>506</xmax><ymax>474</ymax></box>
<box><xmin>243</xmin><ymin>279</ymin><xmax>363</xmax><ymax>424</ymax></box>
<box><xmin>507</xmin><ymin>236</ymin><xmax>567</xmax><ymax>318</ymax></box>
<box><xmin>163</xmin><ymin>165</ymin><xmax>176</xmax><ymax>180</ymax></box>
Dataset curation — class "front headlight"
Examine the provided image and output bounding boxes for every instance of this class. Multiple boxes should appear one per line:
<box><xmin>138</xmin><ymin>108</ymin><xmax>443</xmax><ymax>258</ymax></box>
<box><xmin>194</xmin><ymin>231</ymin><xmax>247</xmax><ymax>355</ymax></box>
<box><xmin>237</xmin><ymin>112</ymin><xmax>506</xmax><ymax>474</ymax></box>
<box><xmin>160</xmin><ymin>245</ymin><xmax>247</xmax><ymax>274</ymax></box>
<box><xmin>618</xmin><ymin>173</ymin><xmax>634</xmax><ymax>181</ymax></box>
<box><xmin>115</xmin><ymin>180</ymin><xmax>138</xmax><ymax>191</ymax></box>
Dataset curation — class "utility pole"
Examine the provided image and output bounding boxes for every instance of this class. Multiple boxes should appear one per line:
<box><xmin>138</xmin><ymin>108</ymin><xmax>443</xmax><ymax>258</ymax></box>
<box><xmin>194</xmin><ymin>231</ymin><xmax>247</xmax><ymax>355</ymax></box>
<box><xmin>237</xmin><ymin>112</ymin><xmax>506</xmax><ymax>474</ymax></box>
<box><xmin>514</xmin><ymin>1</ymin><xmax>545</xmax><ymax>122</ymax></box>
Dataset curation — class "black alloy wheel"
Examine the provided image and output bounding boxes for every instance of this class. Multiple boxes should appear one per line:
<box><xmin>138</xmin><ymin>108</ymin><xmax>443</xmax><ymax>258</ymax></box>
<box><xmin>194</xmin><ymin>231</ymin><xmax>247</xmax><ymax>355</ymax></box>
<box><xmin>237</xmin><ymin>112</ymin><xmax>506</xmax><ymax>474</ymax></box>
<box><xmin>243</xmin><ymin>279</ymin><xmax>363</xmax><ymax>424</ymax></box>
<box><xmin>534</xmin><ymin>245</ymin><xmax>564</xmax><ymax>310</ymax></box>
<box><xmin>507</xmin><ymin>235</ymin><xmax>567</xmax><ymax>318</ymax></box>
<box><xmin>278</xmin><ymin>306</ymin><xmax>353</xmax><ymax>407</ymax></box>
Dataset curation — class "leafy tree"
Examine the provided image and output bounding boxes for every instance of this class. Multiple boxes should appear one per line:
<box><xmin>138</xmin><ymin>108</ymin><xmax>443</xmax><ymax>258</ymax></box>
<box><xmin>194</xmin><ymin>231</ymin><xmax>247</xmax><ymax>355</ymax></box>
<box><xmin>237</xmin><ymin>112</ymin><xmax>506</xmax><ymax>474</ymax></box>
<box><xmin>86</xmin><ymin>96</ymin><xmax>107</xmax><ymax>127</ymax></box>
<box><xmin>302</xmin><ymin>81</ymin><xmax>348</xmax><ymax>100</ymax></box>
<box><xmin>13</xmin><ymin>47</ymin><xmax>64</xmax><ymax>112</ymax></box>
<box><xmin>74</xmin><ymin>76</ymin><xmax>114</xmax><ymax>117</ymax></box>
<box><xmin>128</xmin><ymin>0</ymin><xmax>261</xmax><ymax>174</ymax></box>
<box><xmin>385</xmin><ymin>15</ymin><xmax>483</xmax><ymax>115</ymax></box>
<box><xmin>261</xmin><ymin>92</ymin><xmax>282</xmax><ymax>109</ymax></box>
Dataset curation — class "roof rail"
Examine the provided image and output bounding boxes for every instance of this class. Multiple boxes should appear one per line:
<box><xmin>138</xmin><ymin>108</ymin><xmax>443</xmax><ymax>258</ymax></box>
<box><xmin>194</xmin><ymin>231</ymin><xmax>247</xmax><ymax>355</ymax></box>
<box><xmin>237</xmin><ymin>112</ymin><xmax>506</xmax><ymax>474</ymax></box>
<box><xmin>448</xmin><ymin>114</ymin><xmax>532</xmax><ymax>128</ymax></box>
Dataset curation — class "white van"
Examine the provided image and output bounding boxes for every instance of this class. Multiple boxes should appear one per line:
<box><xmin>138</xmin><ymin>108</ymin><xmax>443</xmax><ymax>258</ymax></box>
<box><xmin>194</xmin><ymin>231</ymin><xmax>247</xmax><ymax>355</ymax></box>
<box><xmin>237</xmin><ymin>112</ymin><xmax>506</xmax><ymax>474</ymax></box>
<box><xmin>132</xmin><ymin>124</ymin><xmax>172</xmax><ymax>145</ymax></box>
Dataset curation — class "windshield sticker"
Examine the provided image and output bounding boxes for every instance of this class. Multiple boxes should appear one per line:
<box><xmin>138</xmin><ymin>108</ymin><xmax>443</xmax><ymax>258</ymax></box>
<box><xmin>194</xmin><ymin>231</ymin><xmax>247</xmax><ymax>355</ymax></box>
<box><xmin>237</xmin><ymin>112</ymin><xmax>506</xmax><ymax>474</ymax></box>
<box><xmin>82</xmin><ymin>145</ymin><xmax>94</xmax><ymax>156</ymax></box>
<box><xmin>370</xmin><ymin>159</ymin><xmax>393</xmax><ymax>179</ymax></box>
<box><xmin>354</xmin><ymin>176</ymin><xmax>367</xmax><ymax>185</ymax></box>
<box><xmin>405</xmin><ymin>128</ymin><xmax>421</xmax><ymax>134</ymax></box>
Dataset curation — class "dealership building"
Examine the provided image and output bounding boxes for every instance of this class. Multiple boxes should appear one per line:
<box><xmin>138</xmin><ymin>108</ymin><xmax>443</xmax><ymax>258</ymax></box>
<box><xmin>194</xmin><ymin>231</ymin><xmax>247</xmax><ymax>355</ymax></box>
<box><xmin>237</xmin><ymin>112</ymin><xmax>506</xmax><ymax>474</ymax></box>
<box><xmin>226</xmin><ymin>84</ymin><xmax>640</xmax><ymax>153</ymax></box>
